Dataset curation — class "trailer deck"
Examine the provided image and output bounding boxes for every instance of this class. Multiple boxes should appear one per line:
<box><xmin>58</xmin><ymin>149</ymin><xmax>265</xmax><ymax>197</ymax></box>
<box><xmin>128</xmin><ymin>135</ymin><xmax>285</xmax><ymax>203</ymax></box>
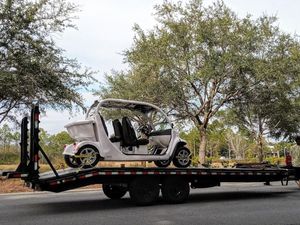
<box><xmin>5</xmin><ymin>166</ymin><xmax>287</xmax><ymax>192</ymax></box>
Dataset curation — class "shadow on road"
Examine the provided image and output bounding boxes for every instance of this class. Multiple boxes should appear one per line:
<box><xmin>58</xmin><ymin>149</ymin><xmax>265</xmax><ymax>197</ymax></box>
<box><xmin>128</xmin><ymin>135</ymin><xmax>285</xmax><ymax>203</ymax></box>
<box><xmin>188</xmin><ymin>190</ymin><xmax>294</xmax><ymax>204</ymax></box>
<box><xmin>27</xmin><ymin>189</ymin><xmax>295</xmax><ymax>215</ymax></box>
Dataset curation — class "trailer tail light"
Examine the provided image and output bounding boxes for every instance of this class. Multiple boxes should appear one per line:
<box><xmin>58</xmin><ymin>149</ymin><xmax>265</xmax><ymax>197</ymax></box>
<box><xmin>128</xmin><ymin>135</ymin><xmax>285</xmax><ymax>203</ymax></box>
<box><xmin>34</xmin><ymin>113</ymin><xmax>39</xmax><ymax>129</ymax></box>
<box><xmin>34</xmin><ymin>113</ymin><xmax>39</xmax><ymax>121</ymax></box>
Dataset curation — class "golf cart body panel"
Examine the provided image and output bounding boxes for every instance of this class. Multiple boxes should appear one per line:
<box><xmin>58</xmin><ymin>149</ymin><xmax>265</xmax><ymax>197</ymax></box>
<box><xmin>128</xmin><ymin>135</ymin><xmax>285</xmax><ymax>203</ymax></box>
<box><xmin>63</xmin><ymin>98</ymin><xmax>191</xmax><ymax>167</ymax></box>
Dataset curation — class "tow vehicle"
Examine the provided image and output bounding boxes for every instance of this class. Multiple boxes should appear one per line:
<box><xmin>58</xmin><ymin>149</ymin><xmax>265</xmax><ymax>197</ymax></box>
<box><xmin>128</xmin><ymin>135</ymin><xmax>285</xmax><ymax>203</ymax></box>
<box><xmin>63</xmin><ymin>99</ymin><xmax>191</xmax><ymax>168</ymax></box>
<box><xmin>1</xmin><ymin>104</ymin><xmax>299</xmax><ymax>206</ymax></box>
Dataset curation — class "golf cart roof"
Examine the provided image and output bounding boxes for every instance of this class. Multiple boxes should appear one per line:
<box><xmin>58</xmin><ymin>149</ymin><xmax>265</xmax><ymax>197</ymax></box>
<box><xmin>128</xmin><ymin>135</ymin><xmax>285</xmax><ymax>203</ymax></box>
<box><xmin>99</xmin><ymin>98</ymin><xmax>161</xmax><ymax>113</ymax></box>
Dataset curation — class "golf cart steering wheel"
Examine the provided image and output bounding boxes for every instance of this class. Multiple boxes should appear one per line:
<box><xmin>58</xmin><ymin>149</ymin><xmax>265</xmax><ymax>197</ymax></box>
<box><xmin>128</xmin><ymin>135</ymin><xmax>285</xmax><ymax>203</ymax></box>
<box><xmin>137</xmin><ymin>124</ymin><xmax>153</xmax><ymax>136</ymax></box>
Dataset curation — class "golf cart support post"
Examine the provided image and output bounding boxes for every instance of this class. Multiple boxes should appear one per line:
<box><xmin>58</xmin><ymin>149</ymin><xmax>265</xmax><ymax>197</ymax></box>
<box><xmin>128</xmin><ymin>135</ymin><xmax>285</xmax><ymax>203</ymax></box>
<box><xmin>1</xmin><ymin>104</ymin><xmax>300</xmax><ymax>206</ymax></box>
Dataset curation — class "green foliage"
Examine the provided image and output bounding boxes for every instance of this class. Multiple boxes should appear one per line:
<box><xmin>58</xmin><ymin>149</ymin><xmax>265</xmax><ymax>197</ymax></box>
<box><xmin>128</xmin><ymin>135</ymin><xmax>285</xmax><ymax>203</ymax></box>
<box><xmin>180</xmin><ymin>128</ymin><xmax>199</xmax><ymax>155</ymax></box>
<box><xmin>0</xmin><ymin>151</ymin><xmax>19</xmax><ymax>164</ymax></box>
<box><xmin>206</xmin><ymin>119</ymin><xmax>228</xmax><ymax>158</ymax></box>
<box><xmin>264</xmin><ymin>156</ymin><xmax>285</xmax><ymax>165</ymax></box>
<box><xmin>191</xmin><ymin>154</ymin><xmax>199</xmax><ymax>167</ymax></box>
<box><xmin>0</xmin><ymin>124</ymin><xmax>20</xmax><ymax>164</ymax></box>
<box><xmin>0</xmin><ymin>123</ymin><xmax>73</xmax><ymax>164</ymax></box>
<box><xmin>40</xmin><ymin>129</ymin><xmax>74</xmax><ymax>163</ymax></box>
<box><xmin>0</xmin><ymin>0</ymin><xmax>94</xmax><ymax>124</ymax></box>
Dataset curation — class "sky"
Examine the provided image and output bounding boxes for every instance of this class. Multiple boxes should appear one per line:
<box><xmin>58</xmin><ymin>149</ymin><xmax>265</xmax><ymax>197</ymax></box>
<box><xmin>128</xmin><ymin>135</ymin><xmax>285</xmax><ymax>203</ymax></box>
<box><xmin>40</xmin><ymin>0</ymin><xmax>300</xmax><ymax>134</ymax></box>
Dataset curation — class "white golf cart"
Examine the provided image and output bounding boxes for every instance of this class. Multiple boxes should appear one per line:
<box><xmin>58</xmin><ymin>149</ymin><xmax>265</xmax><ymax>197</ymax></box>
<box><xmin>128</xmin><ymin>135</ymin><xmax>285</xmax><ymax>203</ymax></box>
<box><xmin>63</xmin><ymin>99</ymin><xmax>191</xmax><ymax>168</ymax></box>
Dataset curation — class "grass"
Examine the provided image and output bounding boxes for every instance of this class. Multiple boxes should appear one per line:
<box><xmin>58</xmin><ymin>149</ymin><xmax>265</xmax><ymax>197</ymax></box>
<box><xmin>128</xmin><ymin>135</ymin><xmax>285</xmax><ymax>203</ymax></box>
<box><xmin>0</xmin><ymin>178</ymin><xmax>32</xmax><ymax>193</ymax></box>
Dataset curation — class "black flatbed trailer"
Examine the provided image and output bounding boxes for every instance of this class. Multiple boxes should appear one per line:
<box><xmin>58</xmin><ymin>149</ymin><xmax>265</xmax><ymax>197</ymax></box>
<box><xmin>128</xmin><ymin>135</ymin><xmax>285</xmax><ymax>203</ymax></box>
<box><xmin>2</xmin><ymin>166</ymin><xmax>288</xmax><ymax>193</ymax></box>
<box><xmin>1</xmin><ymin>104</ymin><xmax>299</xmax><ymax>205</ymax></box>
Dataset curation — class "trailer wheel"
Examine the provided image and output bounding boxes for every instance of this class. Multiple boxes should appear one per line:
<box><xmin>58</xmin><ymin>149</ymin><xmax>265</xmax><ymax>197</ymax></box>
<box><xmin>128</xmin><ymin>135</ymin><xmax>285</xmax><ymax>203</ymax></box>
<box><xmin>102</xmin><ymin>184</ymin><xmax>127</xmax><ymax>199</ymax></box>
<box><xmin>76</xmin><ymin>145</ymin><xmax>100</xmax><ymax>168</ymax></box>
<box><xmin>154</xmin><ymin>159</ymin><xmax>171</xmax><ymax>167</ymax></box>
<box><xmin>64</xmin><ymin>155</ymin><xmax>79</xmax><ymax>168</ymax></box>
<box><xmin>173</xmin><ymin>147</ymin><xmax>191</xmax><ymax>168</ymax></box>
<box><xmin>162</xmin><ymin>177</ymin><xmax>190</xmax><ymax>204</ymax></box>
<box><xmin>129</xmin><ymin>177</ymin><xmax>160</xmax><ymax>206</ymax></box>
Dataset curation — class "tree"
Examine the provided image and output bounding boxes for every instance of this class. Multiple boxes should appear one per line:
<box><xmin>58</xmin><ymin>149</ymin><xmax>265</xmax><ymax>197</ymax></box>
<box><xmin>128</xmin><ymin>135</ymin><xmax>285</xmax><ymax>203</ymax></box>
<box><xmin>0</xmin><ymin>123</ymin><xmax>20</xmax><ymax>163</ymax></box>
<box><xmin>225</xmin><ymin>130</ymin><xmax>250</xmax><ymax>160</ymax></box>
<box><xmin>0</xmin><ymin>123</ymin><xmax>13</xmax><ymax>151</ymax></box>
<box><xmin>0</xmin><ymin>0</ymin><xmax>94</xmax><ymax>123</ymax></box>
<box><xmin>206</xmin><ymin>119</ymin><xmax>227</xmax><ymax>159</ymax></box>
<box><xmin>39</xmin><ymin>129</ymin><xmax>73</xmax><ymax>162</ymax></box>
<box><xmin>99</xmin><ymin>0</ymin><xmax>297</xmax><ymax>164</ymax></box>
<box><xmin>230</xmin><ymin>33</ymin><xmax>300</xmax><ymax>162</ymax></box>
<box><xmin>231</xmin><ymin>87</ymin><xmax>278</xmax><ymax>162</ymax></box>
<box><xmin>180</xmin><ymin>128</ymin><xmax>200</xmax><ymax>163</ymax></box>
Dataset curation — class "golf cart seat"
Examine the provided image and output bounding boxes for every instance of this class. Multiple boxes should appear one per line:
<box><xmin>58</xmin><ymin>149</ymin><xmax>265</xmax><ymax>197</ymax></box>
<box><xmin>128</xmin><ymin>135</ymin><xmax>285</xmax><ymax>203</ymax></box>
<box><xmin>122</xmin><ymin>117</ymin><xmax>149</xmax><ymax>147</ymax></box>
<box><xmin>110</xmin><ymin>119</ymin><xmax>124</xmax><ymax>144</ymax></box>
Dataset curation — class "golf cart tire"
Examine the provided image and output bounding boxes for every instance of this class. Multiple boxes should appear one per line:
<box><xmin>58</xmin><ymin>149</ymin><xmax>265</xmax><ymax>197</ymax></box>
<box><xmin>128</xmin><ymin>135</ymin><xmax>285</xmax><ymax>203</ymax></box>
<box><xmin>154</xmin><ymin>159</ymin><xmax>171</xmax><ymax>167</ymax></box>
<box><xmin>64</xmin><ymin>155</ymin><xmax>79</xmax><ymax>168</ymax></box>
<box><xmin>173</xmin><ymin>147</ymin><xmax>191</xmax><ymax>168</ymax></box>
<box><xmin>102</xmin><ymin>184</ymin><xmax>127</xmax><ymax>199</ymax></box>
<box><xmin>75</xmin><ymin>145</ymin><xmax>101</xmax><ymax>169</ymax></box>
<box><xmin>129</xmin><ymin>177</ymin><xmax>160</xmax><ymax>206</ymax></box>
<box><xmin>162</xmin><ymin>177</ymin><xmax>190</xmax><ymax>204</ymax></box>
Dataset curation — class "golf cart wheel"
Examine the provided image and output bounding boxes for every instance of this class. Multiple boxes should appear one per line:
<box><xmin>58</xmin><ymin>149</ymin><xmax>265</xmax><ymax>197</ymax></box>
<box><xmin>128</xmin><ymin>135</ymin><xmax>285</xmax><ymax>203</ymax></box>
<box><xmin>64</xmin><ymin>155</ymin><xmax>79</xmax><ymax>168</ymax></box>
<box><xmin>75</xmin><ymin>145</ymin><xmax>100</xmax><ymax>169</ymax></box>
<box><xmin>102</xmin><ymin>184</ymin><xmax>127</xmax><ymax>199</ymax></box>
<box><xmin>129</xmin><ymin>177</ymin><xmax>160</xmax><ymax>206</ymax></box>
<box><xmin>154</xmin><ymin>159</ymin><xmax>171</xmax><ymax>167</ymax></box>
<box><xmin>173</xmin><ymin>147</ymin><xmax>191</xmax><ymax>168</ymax></box>
<box><xmin>162</xmin><ymin>177</ymin><xmax>190</xmax><ymax>204</ymax></box>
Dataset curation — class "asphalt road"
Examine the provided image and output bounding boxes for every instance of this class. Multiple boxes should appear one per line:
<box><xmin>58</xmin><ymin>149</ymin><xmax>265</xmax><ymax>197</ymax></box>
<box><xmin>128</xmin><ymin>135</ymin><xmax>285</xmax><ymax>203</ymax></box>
<box><xmin>0</xmin><ymin>182</ymin><xmax>300</xmax><ymax>225</ymax></box>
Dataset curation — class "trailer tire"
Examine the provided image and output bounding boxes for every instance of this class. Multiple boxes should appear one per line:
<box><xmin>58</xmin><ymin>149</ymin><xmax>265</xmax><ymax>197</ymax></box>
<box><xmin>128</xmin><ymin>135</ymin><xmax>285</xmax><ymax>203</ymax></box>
<box><xmin>64</xmin><ymin>155</ymin><xmax>79</xmax><ymax>168</ymax></box>
<box><xmin>162</xmin><ymin>177</ymin><xmax>190</xmax><ymax>204</ymax></box>
<box><xmin>102</xmin><ymin>184</ymin><xmax>127</xmax><ymax>199</ymax></box>
<box><xmin>129</xmin><ymin>177</ymin><xmax>160</xmax><ymax>206</ymax></box>
<box><xmin>173</xmin><ymin>147</ymin><xmax>191</xmax><ymax>168</ymax></box>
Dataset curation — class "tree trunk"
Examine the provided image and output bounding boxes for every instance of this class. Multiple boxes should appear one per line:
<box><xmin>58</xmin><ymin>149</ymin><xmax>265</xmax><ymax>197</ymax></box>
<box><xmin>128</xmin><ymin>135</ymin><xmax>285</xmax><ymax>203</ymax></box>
<box><xmin>257</xmin><ymin>134</ymin><xmax>264</xmax><ymax>163</ymax></box>
<box><xmin>198</xmin><ymin>128</ymin><xmax>207</xmax><ymax>165</ymax></box>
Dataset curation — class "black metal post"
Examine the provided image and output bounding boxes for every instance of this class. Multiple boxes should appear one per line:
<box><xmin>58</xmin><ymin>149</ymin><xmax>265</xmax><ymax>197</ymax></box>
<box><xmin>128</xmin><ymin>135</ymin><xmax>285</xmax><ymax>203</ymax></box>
<box><xmin>28</xmin><ymin>104</ymin><xmax>59</xmax><ymax>178</ymax></box>
<box><xmin>28</xmin><ymin>105</ymin><xmax>40</xmax><ymax>179</ymax></box>
<box><xmin>39</xmin><ymin>146</ymin><xmax>59</xmax><ymax>178</ymax></box>
<box><xmin>16</xmin><ymin>117</ymin><xmax>29</xmax><ymax>173</ymax></box>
